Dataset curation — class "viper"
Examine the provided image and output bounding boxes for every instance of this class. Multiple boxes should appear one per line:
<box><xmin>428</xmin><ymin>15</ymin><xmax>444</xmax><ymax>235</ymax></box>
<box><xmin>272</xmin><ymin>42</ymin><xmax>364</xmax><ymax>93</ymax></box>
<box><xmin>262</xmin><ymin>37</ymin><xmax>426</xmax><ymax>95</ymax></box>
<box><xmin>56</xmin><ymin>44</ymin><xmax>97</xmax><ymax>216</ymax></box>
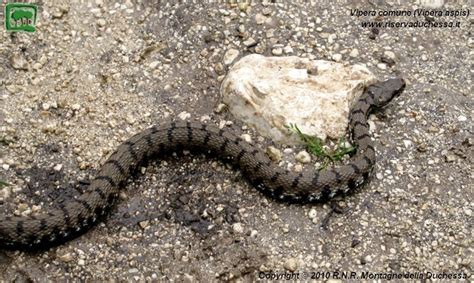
<box><xmin>0</xmin><ymin>78</ymin><xmax>406</xmax><ymax>249</ymax></box>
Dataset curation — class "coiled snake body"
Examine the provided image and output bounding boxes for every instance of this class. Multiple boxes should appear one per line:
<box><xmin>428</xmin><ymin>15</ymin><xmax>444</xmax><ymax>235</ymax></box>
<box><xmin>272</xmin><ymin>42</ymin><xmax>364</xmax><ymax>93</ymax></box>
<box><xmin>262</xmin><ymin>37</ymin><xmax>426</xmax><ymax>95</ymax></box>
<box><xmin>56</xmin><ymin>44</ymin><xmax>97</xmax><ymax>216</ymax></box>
<box><xmin>0</xmin><ymin>78</ymin><xmax>405</xmax><ymax>249</ymax></box>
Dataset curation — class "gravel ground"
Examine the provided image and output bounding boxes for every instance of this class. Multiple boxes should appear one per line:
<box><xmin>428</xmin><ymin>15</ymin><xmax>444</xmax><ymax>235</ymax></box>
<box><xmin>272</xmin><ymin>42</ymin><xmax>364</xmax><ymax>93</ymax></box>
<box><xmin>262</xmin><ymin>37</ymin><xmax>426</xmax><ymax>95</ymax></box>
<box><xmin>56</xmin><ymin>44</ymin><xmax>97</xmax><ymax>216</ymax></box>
<box><xmin>0</xmin><ymin>0</ymin><xmax>472</xmax><ymax>281</ymax></box>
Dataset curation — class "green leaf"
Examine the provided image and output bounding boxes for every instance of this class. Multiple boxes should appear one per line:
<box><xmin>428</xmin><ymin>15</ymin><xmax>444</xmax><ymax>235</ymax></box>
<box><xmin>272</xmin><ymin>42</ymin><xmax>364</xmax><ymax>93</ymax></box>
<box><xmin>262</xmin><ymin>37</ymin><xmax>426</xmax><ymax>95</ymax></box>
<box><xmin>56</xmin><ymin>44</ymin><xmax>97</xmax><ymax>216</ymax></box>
<box><xmin>286</xmin><ymin>123</ymin><xmax>357</xmax><ymax>170</ymax></box>
<box><xmin>0</xmin><ymin>180</ymin><xmax>10</xmax><ymax>189</ymax></box>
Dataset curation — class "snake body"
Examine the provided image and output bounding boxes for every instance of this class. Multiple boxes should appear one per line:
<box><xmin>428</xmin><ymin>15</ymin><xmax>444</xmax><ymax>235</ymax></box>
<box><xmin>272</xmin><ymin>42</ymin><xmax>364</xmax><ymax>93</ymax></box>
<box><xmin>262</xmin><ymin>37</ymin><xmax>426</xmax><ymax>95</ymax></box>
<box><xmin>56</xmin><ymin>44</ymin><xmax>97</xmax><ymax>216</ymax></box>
<box><xmin>0</xmin><ymin>78</ymin><xmax>405</xmax><ymax>249</ymax></box>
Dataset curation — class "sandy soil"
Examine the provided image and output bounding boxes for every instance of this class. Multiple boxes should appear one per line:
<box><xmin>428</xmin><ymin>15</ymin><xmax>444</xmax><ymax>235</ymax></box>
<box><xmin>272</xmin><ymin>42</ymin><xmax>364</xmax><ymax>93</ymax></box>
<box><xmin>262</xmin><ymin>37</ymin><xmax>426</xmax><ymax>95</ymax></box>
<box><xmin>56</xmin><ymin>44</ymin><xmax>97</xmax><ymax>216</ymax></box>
<box><xmin>0</xmin><ymin>0</ymin><xmax>472</xmax><ymax>281</ymax></box>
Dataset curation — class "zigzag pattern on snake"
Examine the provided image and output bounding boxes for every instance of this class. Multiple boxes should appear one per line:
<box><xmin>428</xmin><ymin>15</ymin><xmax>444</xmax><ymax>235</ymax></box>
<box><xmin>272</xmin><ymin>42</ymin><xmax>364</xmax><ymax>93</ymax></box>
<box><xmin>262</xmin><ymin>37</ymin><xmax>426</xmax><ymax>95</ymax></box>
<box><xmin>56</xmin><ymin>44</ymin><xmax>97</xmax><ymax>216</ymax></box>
<box><xmin>0</xmin><ymin>78</ymin><xmax>406</xmax><ymax>249</ymax></box>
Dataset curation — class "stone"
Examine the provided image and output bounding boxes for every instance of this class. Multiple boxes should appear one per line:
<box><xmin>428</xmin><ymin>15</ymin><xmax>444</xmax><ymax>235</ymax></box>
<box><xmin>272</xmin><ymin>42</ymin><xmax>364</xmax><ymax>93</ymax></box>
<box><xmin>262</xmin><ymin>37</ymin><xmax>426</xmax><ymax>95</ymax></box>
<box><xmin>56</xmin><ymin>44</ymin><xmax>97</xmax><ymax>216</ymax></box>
<box><xmin>10</xmin><ymin>53</ymin><xmax>28</xmax><ymax>70</ymax></box>
<box><xmin>266</xmin><ymin>146</ymin><xmax>282</xmax><ymax>161</ymax></box>
<box><xmin>53</xmin><ymin>164</ymin><xmax>63</xmax><ymax>171</ymax></box>
<box><xmin>262</xmin><ymin>7</ymin><xmax>272</xmax><ymax>15</ymax></box>
<box><xmin>232</xmin><ymin>222</ymin><xmax>244</xmax><ymax>233</ymax></box>
<box><xmin>243</xmin><ymin>37</ymin><xmax>258</xmax><ymax>47</ymax></box>
<box><xmin>58</xmin><ymin>253</ymin><xmax>74</xmax><ymax>262</ymax></box>
<box><xmin>220</xmin><ymin>54</ymin><xmax>376</xmax><ymax>144</ymax></box>
<box><xmin>283</xmin><ymin>257</ymin><xmax>298</xmax><ymax>271</ymax></box>
<box><xmin>255</xmin><ymin>13</ymin><xmax>265</xmax><ymax>25</ymax></box>
<box><xmin>149</xmin><ymin>61</ymin><xmax>159</xmax><ymax>69</ymax></box>
<box><xmin>241</xmin><ymin>134</ymin><xmax>252</xmax><ymax>143</ymax></box>
<box><xmin>295</xmin><ymin>151</ymin><xmax>311</xmax><ymax>163</ymax></box>
<box><xmin>272</xmin><ymin>48</ymin><xmax>283</xmax><ymax>56</ymax></box>
<box><xmin>419</xmin><ymin>0</ymin><xmax>445</xmax><ymax>8</ymax></box>
<box><xmin>97</xmin><ymin>18</ymin><xmax>107</xmax><ymax>27</ymax></box>
<box><xmin>349</xmin><ymin>49</ymin><xmax>359</xmax><ymax>57</ymax></box>
<box><xmin>332</xmin><ymin>54</ymin><xmax>342</xmax><ymax>62</ymax></box>
<box><xmin>283</xmin><ymin>46</ymin><xmax>294</xmax><ymax>54</ymax></box>
<box><xmin>223</xmin><ymin>49</ymin><xmax>239</xmax><ymax>65</ymax></box>
<box><xmin>383</xmin><ymin>50</ymin><xmax>396</xmax><ymax>61</ymax></box>
<box><xmin>139</xmin><ymin>220</ymin><xmax>150</xmax><ymax>229</ymax></box>
<box><xmin>178</xmin><ymin>111</ymin><xmax>191</xmax><ymax>120</ymax></box>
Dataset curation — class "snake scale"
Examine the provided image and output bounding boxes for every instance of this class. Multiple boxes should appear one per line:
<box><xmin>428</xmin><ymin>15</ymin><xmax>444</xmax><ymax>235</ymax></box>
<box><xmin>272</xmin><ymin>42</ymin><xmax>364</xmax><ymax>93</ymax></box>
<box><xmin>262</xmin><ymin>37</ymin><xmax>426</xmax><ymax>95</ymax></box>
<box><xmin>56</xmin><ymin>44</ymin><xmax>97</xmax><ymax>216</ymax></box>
<box><xmin>0</xmin><ymin>78</ymin><xmax>405</xmax><ymax>249</ymax></box>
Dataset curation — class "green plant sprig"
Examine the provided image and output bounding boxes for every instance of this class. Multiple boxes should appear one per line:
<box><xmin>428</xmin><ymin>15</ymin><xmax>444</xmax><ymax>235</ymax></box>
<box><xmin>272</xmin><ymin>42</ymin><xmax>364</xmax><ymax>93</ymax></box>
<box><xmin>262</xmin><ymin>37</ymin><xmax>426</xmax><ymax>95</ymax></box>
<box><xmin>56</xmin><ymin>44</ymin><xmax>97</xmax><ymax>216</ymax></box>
<box><xmin>286</xmin><ymin>123</ymin><xmax>356</xmax><ymax>170</ymax></box>
<box><xmin>0</xmin><ymin>180</ymin><xmax>10</xmax><ymax>189</ymax></box>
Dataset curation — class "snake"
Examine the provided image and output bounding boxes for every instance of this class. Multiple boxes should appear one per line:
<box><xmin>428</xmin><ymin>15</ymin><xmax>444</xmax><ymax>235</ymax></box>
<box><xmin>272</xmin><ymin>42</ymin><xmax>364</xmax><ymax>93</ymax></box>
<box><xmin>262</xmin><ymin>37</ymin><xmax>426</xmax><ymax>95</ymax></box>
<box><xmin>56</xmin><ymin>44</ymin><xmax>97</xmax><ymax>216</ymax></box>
<box><xmin>0</xmin><ymin>78</ymin><xmax>406</xmax><ymax>249</ymax></box>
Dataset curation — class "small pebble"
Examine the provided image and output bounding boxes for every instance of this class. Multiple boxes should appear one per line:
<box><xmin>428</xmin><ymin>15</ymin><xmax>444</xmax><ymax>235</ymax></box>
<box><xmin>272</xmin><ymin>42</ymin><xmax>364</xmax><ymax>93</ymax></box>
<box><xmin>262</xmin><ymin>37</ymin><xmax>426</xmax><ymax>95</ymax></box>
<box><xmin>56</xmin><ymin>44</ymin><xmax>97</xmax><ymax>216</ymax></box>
<box><xmin>295</xmin><ymin>151</ymin><xmax>311</xmax><ymax>164</ymax></box>
<box><xmin>349</xmin><ymin>49</ymin><xmax>359</xmax><ymax>57</ymax></box>
<box><xmin>332</xmin><ymin>54</ymin><xmax>342</xmax><ymax>62</ymax></box>
<box><xmin>58</xmin><ymin>253</ymin><xmax>74</xmax><ymax>263</ymax></box>
<box><xmin>96</xmin><ymin>18</ymin><xmax>107</xmax><ymax>27</ymax></box>
<box><xmin>178</xmin><ymin>111</ymin><xmax>191</xmax><ymax>120</ymax></box>
<box><xmin>283</xmin><ymin>258</ymin><xmax>298</xmax><ymax>271</ymax></box>
<box><xmin>241</xmin><ymin>134</ymin><xmax>252</xmax><ymax>143</ymax></box>
<box><xmin>53</xmin><ymin>164</ymin><xmax>63</xmax><ymax>171</ymax></box>
<box><xmin>232</xmin><ymin>222</ymin><xmax>244</xmax><ymax>233</ymax></box>
<box><xmin>139</xmin><ymin>220</ymin><xmax>150</xmax><ymax>229</ymax></box>
<box><xmin>243</xmin><ymin>37</ymin><xmax>257</xmax><ymax>47</ymax></box>
<box><xmin>223</xmin><ymin>49</ymin><xmax>239</xmax><ymax>65</ymax></box>
<box><xmin>272</xmin><ymin>48</ymin><xmax>283</xmax><ymax>56</ymax></box>
<box><xmin>266</xmin><ymin>146</ymin><xmax>282</xmax><ymax>161</ymax></box>
<box><xmin>10</xmin><ymin>53</ymin><xmax>28</xmax><ymax>70</ymax></box>
<box><xmin>284</xmin><ymin>46</ymin><xmax>294</xmax><ymax>54</ymax></box>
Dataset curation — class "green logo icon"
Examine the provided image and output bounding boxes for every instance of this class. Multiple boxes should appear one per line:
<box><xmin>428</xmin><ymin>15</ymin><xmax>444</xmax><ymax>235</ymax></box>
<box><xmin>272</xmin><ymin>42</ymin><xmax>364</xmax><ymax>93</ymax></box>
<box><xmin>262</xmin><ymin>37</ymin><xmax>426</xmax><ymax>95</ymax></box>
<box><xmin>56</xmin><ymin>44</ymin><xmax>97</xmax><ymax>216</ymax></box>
<box><xmin>5</xmin><ymin>3</ymin><xmax>37</xmax><ymax>32</ymax></box>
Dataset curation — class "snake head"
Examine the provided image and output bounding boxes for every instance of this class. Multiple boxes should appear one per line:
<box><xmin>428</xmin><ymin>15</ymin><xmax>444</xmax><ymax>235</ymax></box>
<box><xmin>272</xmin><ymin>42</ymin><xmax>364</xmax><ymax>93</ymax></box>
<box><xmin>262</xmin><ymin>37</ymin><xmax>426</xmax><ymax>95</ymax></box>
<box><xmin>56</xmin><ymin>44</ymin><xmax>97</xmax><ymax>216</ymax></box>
<box><xmin>368</xmin><ymin>78</ymin><xmax>406</xmax><ymax>108</ymax></box>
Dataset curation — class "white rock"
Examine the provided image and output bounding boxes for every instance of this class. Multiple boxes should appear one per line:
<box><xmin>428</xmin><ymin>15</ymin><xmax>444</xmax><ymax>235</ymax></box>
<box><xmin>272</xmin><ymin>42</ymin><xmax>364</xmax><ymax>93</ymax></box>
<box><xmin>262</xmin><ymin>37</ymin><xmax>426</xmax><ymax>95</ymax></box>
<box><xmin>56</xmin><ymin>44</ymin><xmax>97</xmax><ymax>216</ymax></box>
<box><xmin>294</xmin><ymin>164</ymin><xmax>303</xmax><ymax>172</ymax></box>
<box><xmin>255</xmin><ymin>13</ymin><xmax>265</xmax><ymax>25</ymax></box>
<box><xmin>223</xmin><ymin>49</ymin><xmax>239</xmax><ymax>65</ymax></box>
<box><xmin>53</xmin><ymin>164</ymin><xmax>63</xmax><ymax>171</ymax></box>
<box><xmin>71</xmin><ymin>104</ymin><xmax>81</xmax><ymax>110</ymax></box>
<box><xmin>0</xmin><ymin>188</ymin><xmax>11</xmax><ymax>199</ymax></box>
<box><xmin>403</xmin><ymin>140</ymin><xmax>412</xmax><ymax>148</ymax></box>
<box><xmin>58</xmin><ymin>253</ymin><xmax>74</xmax><ymax>262</ymax></box>
<box><xmin>283</xmin><ymin>46</ymin><xmax>294</xmax><ymax>54</ymax></box>
<box><xmin>272</xmin><ymin>48</ymin><xmax>283</xmax><ymax>56</ymax></box>
<box><xmin>221</xmin><ymin>55</ymin><xmax>376</xmax><ymax>144</ymax></box>
<box><xmin>149</xmin><ymin>61</ymin><xmax>159</xmax><ymax>69</ymax></box>
<box><xmin>349</xmin><ymin>49</ymin><xmax>359</xmax><ymax>57</ymax></box>
<box><xmin>10</xmin><ymin>53</ymin><xmax>28</xmax><ymax>70</ymax></box>
<box><xmin>178</xmin><ymin>111</ymin><xmax>191</xmax><ymax>120</ymax></box>
<box><xmin>266</xmin><ymin>146</ymin><xmax>282</xmax><ymax>161</ymax></box>
<box><xmin>243</xmin><ymin>37</ymin><xmax>257</xmax><ymax>47</ymax></box>
<box><xmin>377</xmin><ymin>63</ymin><xmax>387</xmax><ymax>70</ymax></box>
<box><xmin>241</xmin><ymin>134</ymin><xmax>252</xmax><ymax>143</ymax></box>
<box><xmin>332</xmin><ymin>53</ymin><xmax>342</xmax><ymax>62</ymax></box>
<box><xmin>283</xmin><ymin>258</ymin><xmax>299</xmax><ymax>271</ymax></box>
<box><xmin>215</xmin><ymin>103</ymin><xmax>227</xmax><ymax>113</ymax></box>
<box><xmin>42</xmin><ymin>103</ymin><xmax>51</xmax><ymax>110</ymax></box>
<box><xmin>232</xmin><ymin>222</ymin><xmax>244</xmax><ymax>233</ymax></box>
<box><xmin>295</xmin><ymin>150</ymin><xmax>311</xmax><ymax>164</ymax></box>
<box><xmin>418</xmin><ymin>0</ymin><xmax>445</xmax><ymax>8</ymax></box>
<box><xmin>96</xmin><ymin>18</ymin><xmax>107</xmax><ymax>27</ymax></box>
<box><xmin>384</xmin><ymin>50</ymin><xmax>396</xmax><ymax>61</ymax></box>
